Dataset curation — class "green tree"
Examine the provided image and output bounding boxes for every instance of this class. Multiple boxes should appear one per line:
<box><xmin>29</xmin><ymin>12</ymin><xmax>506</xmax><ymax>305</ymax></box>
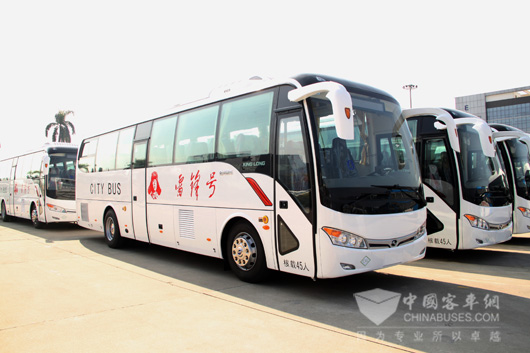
<box><xmin>45</xmin><ymin>110</ymin><xmax>76</xmax><ymax>142</ymax></box>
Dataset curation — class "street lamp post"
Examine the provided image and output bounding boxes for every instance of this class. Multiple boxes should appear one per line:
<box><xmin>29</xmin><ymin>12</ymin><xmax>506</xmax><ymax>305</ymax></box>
<box><xmin>402</xmin><ymin>84</ymin><xmax>418</xmax><ymax>108</ymax></box>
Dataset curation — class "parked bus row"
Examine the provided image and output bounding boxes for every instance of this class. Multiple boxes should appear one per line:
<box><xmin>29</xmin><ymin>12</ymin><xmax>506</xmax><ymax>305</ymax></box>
<box><xmin>0</xmin><ymin>143</ymin><xmax>78</xmax><ymax>227</ymax></box>
<box><xmin>1</xmin><ymin>74</ymin><xmax>529</xmax><ymax>282</ymax></box>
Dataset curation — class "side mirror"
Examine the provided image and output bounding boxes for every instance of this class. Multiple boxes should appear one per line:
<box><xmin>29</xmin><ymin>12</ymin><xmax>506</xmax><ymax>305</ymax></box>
<box><xmin>455</xmin><ymin>118</ymin><xmax>495</xmax><ymax>158</ymax></box>
<box><xmin>42</xmin><ymin>156</ymin><xmax>50</xmax><ymax>176</ymax></box>
<box><xmin>288</xmin><ymin>82</ymin><xmax>354</xmax><ymax>140</ymax></box>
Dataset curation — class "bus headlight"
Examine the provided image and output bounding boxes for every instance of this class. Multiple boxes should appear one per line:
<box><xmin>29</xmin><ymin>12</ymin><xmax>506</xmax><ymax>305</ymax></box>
<box><xmin>323</xmin><ymin>227</ymin><xmax>368</xmax><ymax>249</ymax></box>
<box><xmin>464</xmin><ymin>214</ymin><xmax>489</xmax><ymax>230</ymax></box>
<box><xmin>47</xmin><ymin>203</ymin><xmax>67</xmax><ymax>213</ymax></box>
<box><xmin>518</xmin><ymin>207</ymin><xmax>530</xmax><ymax>218</ymax></box>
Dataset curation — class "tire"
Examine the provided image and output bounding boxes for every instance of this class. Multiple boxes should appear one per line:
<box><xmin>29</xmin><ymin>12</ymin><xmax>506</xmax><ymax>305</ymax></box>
<box><xmin>226</xmin><ymin>222</ymin><xmax>269</xmax><ymax>283</ymax></box>
<box><xmin>1</xmin><ymin>201</ymin><xmax>11</xmax><ymax>222</ymax></box>
<box><xmin>31</xmin><ymin>204</ymin><xmax>44</xmax><ymax>229</ymax></box>
<box><xmin>104</xmin><ymin>209</ymin><xmax>124</xmax><ymax>248</ymax></box>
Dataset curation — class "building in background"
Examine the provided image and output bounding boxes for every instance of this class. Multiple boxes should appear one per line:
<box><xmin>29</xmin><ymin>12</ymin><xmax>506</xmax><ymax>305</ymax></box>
<box><xmin>455</xmin><ymin>86</ymin><xmax>530</xmax><ymax>132</ymax></box>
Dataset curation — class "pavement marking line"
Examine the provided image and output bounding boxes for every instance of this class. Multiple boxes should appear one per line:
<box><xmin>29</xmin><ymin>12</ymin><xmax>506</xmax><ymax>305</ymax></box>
<box><xmin>377</xmin><ymin>265</ymin><xmax>530</xmax><ymax>299</ymax></box>
<box><xmin>477</xmin><ymin>246</ymin><xmax>530</xmax><ymax>255</ymax></box>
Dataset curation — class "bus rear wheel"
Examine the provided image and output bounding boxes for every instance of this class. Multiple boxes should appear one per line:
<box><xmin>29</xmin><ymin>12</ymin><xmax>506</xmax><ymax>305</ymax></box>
<box><xmin>31</xmin><ymin>204</ymin><xmax>44</xmax><ymax>229</ymax></box>
<box><xmin>104</xmin><ymin>209</ymin><xmax>124</xmax><ymax>249</ymax></box>
<box><xmin>226</xmin><ymin>222</ymin><xmax>268</xmax><ymax>283</ymax></box>
<box><xmin>2</xmin><ymin>201</ymin><xmax>11</xmax><ymax>222</ymax></box>
<box><xmin>1</xmin><ymin>201</ymin><xmax>10</xmax><ymax>222</ymax></box>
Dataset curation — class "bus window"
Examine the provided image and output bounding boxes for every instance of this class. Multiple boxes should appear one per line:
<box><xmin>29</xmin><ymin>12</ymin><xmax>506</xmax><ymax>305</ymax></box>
<box><xmin>148</xmin><ymin>116</ymin><xmax>177</xmax><ymax>167</ymax></box>
<box><xmin>116</xmin><ymin>127</ymin><xmax>135</xmax><ymax>170</ymax></box>
<box><xmin>0</xmin><ymin>160</ymin><xmax>9</xmax><ymax>181</ymax></box>
<box><xmin>174</xmin><ymin>105</ymin><xmax>218</xmax><ymax>164</ymax></box>
<box><xmin>277</xmin><ymin>115</ymin><xmax>311</xmax><ymax>214</ymax></box>
<box><xmin>78</xmin><ymin>138</ymin><xmax>98</xmax><ymax>173</ymax></box>
<box><xmin>95</xmin><ymin>132</ymin><xmax>119</xmax><ymax>172</ymax></box>
<box><xmin>48</xmin><ymin>151</ymin><xmax>77</xmax><ymax>200</ymax></box>
<box><xmin>407</xmin><ymin>119</ymin><xmax>419</xmax><ymax>143</ymax></box>
<box><xmin>216</xmin><ymin>91</ymin><xmax>274</xmax><ymax>174</ymax></box>
<box><xmin>218</xmin><ymin>92</ymin><xmax>273</xmax><ymax>157</ymax></box>
<box><xmin>423</xmin><ymin>139</ymin><xmax>454</xmax><ymax>207</ymax></box>
<box><xmin>133</xmin><ymin>142</ymin><xmax>147</xmax><ymax>169</ymax></box>
<box><xmin>30</xmin><ymin>152</ymin><xmax>43</xmax><ymax>180</ymax></box>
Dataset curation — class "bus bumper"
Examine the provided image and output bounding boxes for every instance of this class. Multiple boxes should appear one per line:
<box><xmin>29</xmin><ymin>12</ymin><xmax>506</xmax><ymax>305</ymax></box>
<box><xmin>46</xmin><ymin>209</ymin><xmax>77</xmax><ymax>223</ymax></box>
<box><xmin>317</xmin><ymin>232</ymin><xmax>427</xmax><ymax>279</ymax></box>
<box><xmin>459</xmin><ymin>221</ymin><xmax>512</xmax><ymax>249</ymax></box>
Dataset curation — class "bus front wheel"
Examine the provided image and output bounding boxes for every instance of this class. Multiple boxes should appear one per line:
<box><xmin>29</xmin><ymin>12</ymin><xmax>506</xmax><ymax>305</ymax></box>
<box><xmin>1</xmin><ymin>201</ymin><xmax>10</xmax><ymax>222</ymax></box>
<box><xmin>104</xmin><ymin>209</ymin><xmax>124</xmax><ymax>249</ymax></box>
<box><xmin>226</xmin><ymin>222</ymin><xmax>268</xmax><ymax>283</ymax></box>
<box><xmin>31</xmin><ymin>204</ymin><xmax>44</xmax><ymax>229</ymax></box>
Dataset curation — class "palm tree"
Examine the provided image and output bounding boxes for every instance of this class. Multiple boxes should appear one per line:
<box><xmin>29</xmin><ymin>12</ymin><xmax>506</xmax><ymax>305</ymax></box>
<box><xmin>45</xmin><ymin>110</ymin><xmax>76</xmax><ymax>143</ymax></box>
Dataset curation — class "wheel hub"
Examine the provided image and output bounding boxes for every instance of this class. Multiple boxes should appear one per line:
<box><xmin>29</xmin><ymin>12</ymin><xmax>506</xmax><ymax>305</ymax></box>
<box><xmin>231</xmin><ymin>233</ymin><xmax>257</xmax><ymax>271</ymax></box>
<box><xmin>105</xmin><ymin>218</ymin><xmax>115</xmax><ymax>241</ymax></box>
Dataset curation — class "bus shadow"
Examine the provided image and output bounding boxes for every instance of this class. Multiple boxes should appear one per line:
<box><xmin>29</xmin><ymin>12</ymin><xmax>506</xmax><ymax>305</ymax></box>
<box><xmin>76</xmin><ymin>235</ymin><xmax>529</xmax><ymax>353</ymax></box>
<box><xmin>404</xmin><ymin>239</ymin><xmax>530</xmax><ymax>281</ymax></box>
<box><xmin>0</xmin><ymin>219</ymin><xmax>99</xmax><ymax>242</ymax></box>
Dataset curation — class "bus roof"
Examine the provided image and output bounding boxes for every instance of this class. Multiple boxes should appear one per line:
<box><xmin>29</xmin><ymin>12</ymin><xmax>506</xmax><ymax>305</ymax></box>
<box><xmin>0</xmin><ymin>143</ymin><xmax>78</xmax><ymax>162</ymax></box>
<box><xmin>81</xmin><ymin>74</ymin><xmax>398</xmax><ymax>142</ymax></box>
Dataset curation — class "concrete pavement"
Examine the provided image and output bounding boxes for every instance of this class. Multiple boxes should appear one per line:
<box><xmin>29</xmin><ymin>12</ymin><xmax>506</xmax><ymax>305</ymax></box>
<box><xmin>0</xmin><ymin>222</ymin><xmax>419</xmax><ymax>353</ymax></box>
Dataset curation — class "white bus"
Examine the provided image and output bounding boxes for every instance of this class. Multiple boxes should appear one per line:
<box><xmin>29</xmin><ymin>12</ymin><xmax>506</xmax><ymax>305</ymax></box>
<box><xmin>404</xmin><ymin>108</ymin><xmax>512</xmax><ymax>250</ymax></box>
<box><xmin>76</xmin><ymin>74</ymin><xmax>427</xmax><ymax>282</ymax></box>
<box><xmin>490</xmin><ymin>124</ymin><xmax>530</xmax><ymax>234</ymax></box>
<box><xmin>0</xmin><ymin>143</ymin><xmax>78</xmax><ymax>228</ymax></box>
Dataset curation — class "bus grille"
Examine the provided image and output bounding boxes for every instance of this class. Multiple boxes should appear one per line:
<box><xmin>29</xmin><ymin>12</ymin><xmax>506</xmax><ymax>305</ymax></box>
<box><xmin>81</xmin><ymin>203</ymin><xmax>89</xmax><ymax>222</ymax></box>
<box><xmin>179</xmin><ymin>209</ymin><xmax>195</xmax><ymax>239</ymax></box>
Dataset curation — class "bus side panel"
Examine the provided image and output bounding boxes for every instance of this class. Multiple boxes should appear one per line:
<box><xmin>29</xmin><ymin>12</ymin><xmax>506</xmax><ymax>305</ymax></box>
<box><xmin>147</xmin><ymin>203</ymin><xmax>175</xmax><ymax>248</ymax></box>
<box><xmin>13</xmin><ymin>178</ymin><xmax>38</xmax><ymax>220</ymax></box>
<box><xmin>173</xmin><ymin>206</ymin><xmax>219</xmax><ymax>258</ymax></box>
<box><xmin>143</xmin><ymin>164</ymin><xmax>274</xmax><ymax>262</ymax></box>
<box><xmin>76</xmin><ymin>169</ymin><xmax>132</xmax><ymax>235</ymax></box>
<box><xmin>423</xmin><ymin>185</ymin><xmax>458</xmax><ymax>249</ymax></box>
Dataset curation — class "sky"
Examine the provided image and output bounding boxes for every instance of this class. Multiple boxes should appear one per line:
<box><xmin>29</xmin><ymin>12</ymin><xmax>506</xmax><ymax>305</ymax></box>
<box><xmin>1</xmin><ymin>0</ymin><xmax>529</xmax><ymax>158</ymax></box>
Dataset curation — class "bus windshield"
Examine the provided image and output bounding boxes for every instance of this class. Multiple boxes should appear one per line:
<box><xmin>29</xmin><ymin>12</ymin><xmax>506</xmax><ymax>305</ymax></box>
<box><xmin>458</xmin><ymin>125</ymin><xmax>511</xmax><ymax>206</ymax></box>
<box><xmin>47</xmin><ymin>152</ymin><xmax>76</xmax><ymax>200</ymax></box>
<box><xmin>506</xmin><ymin>138</ymin><xmax>530</xmax><ymax>200</ymax></box>
<box><xmin>310</xmin><ymin>92</ymin><xmax>424</xmax><ymax>214</ymax></box>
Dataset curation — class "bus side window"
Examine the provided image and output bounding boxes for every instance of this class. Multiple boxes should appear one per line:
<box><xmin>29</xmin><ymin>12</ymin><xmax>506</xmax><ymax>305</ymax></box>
<box><xmin>95</xmin><ymin>132</ymin><xmax>119</xmax><ymax>172</ymax></box>
<box><xmin>217</xmin><ymin>91</ymin><xmax>273</xmax><ymax>173</ymax></box>
<box><xmin>79</xmin><ymin>138</ymin><xmax>98</xmax><ymax>173</ymax></box>
<box><xmin>133</xmin><ymin>142</ymin><xmax>147</xmax><ymax>169</ymax></box>
<box><xmin>277</xmin><ymin>115</ymin><xmax>311</xmax><ymax>214</ymax></box>
<box><xmin>218</xmin><ymin>92</ymin><xmax>273</xmax><ymax>157</ymax></box>
<box><xmin>30</xmin><ymin>152</ymin><xmax>43</xmax><ymax>180</ymax></box>
<box><xmin>116</xmin><ymin>127</ymin><xmax>135</xmax><ymax>170</ymax></box>
<box><xmin>148</xmin><ymin>116</ymin><xmax>177</xmax><ymax>167</ymax></box>
<box><xmin>423</xmin><ymin>139</ymin><xmax>454</xmax><ymax>207</ymax></box>
<box><xmin>174</xmin><ymin>105</ymin><xmax>218</xmax><ymax>164</ymax></box>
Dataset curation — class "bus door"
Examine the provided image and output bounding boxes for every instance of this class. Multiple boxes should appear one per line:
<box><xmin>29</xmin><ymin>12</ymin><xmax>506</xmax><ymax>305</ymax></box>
<box><xmin>131</xmin><ymin>140</ymin><xmax>149</xmax><ymax>242</ymax></box>
<box><xmin>421</xmin><ymin>137</ymin><xmax>458</xmax><ymax>249</ymax></box>
<box><xmin>8</xmin><ymin>160</ymin><xmax>17</xmax><ymax>216</ymax></box>
<box><xmin>274</xmin><ymin>112</ymin><xmax>315</xmax><ymax>277</ymax></box>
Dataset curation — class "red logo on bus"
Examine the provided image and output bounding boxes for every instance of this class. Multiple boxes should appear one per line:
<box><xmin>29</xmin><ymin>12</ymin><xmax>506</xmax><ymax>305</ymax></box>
<box><xmin>148</xmin><ymin>171</ymin><xmax>161</xmax><ymax>199</ymax></box>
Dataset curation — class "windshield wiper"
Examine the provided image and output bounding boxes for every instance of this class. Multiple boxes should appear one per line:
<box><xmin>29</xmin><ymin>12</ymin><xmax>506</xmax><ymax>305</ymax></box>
<box><xmin>370</xmin><ymin>184</ymin><xmax>425</xmax><ymax>205</ymax></box>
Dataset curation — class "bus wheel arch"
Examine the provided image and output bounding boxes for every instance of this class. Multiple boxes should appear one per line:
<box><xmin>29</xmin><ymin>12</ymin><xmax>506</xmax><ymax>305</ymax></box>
<box><xmin>30</xmin><ymin>203</ymin><xmax>44</xmax><ymax>229</ymax></box>
<box><xmin>222</xmin><ymin>217</ymin><xmax>269</xmax><ymax>283</ymax></box>
<box><xmin>103</xmin><ymin>207</ymin><xmax>125</xmax><ymax>249</ymax></box>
